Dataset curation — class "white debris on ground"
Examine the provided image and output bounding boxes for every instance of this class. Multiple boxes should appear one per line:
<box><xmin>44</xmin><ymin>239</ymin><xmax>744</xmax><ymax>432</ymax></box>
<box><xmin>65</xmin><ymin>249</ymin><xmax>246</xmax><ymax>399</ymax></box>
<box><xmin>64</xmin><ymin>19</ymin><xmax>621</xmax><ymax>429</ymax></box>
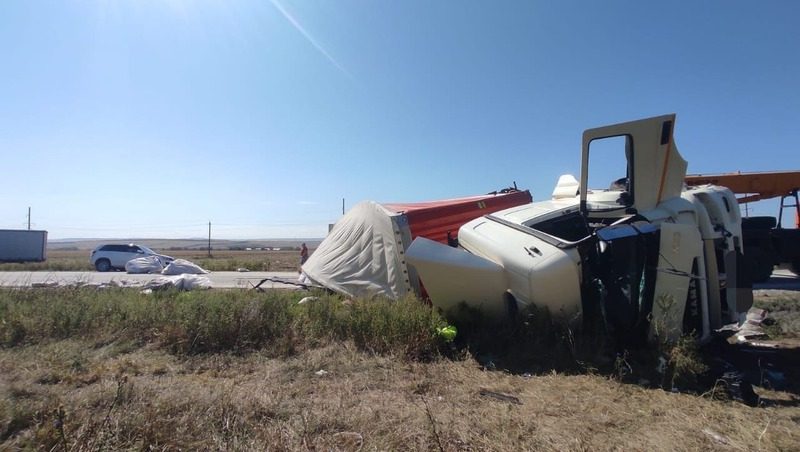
<box><xmin>30</xmin><ymin>275</ymin><xmax>212</xmax><ymax>291</ymax></box>
<box><xmin>32</xmin><ymin>279</ymin><xmax>145</xmax><ymax>290</ymax></box>
<box><xmin>125</xmin><ymin>257</ymin><xmax>209</xmax><ymax>275</ymax></box>
<box><xmin>125</xmin><ymin>256</ymin><xmax>168</xmax><ymax>274</ymax></box>
<box><xmin>298</xmin><ymin>296</ymin><xmax>319</xmax><ymax>304</ymax></box>
<box><xmin>142</xmin><ymin>274</ymin><xmax>212</xmax><ymax>291</ymax></box>
<box><xmin>121</xmin><ymin>257</ymin><xmax>212</xmax><ymax>290</ymax></box>
<box><xmin>735</xmin><ymin>308</ymin><xmax>769</xmax><ymax>342</ymax></box>
<box><xmin>718</xmin><ymin>307</ymin><xmax>770</xmax><ymax>342</ymax></box>
<box><xmin>161</xmin><ymin>259</ymin><xmax>210</xmax><ymax>275</ymax></box>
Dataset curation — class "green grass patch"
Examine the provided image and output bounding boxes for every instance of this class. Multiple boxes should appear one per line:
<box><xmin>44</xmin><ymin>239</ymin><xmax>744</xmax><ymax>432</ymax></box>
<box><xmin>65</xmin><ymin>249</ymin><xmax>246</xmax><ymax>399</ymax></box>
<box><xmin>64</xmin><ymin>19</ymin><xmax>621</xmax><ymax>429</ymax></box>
<box><xmin>0</xmin><ymin>288</ymin><xmax>446</xmax><ymax>360</ymax></box>
<box><xmin>0</xmin><ymin>258</ymin><xmax>93</xmax><ymax>272</ymax></box>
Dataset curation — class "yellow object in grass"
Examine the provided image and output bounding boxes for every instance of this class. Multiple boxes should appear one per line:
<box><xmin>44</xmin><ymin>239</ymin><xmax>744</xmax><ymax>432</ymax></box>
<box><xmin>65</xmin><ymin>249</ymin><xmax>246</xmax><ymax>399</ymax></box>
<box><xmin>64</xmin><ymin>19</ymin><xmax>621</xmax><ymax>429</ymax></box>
<box><xmin>437</xmin><ymin>325</ymin><xmax>457</xmax><ymax>342</ymax></box>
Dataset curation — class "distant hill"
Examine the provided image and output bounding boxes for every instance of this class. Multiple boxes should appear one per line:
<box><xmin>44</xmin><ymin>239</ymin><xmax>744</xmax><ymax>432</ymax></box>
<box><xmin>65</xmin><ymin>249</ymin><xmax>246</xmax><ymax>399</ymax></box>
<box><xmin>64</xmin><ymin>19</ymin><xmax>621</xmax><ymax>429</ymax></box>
<box><xmin>48</xmin><ymin>238</ymin><xmax>324</xmax><ymax>251</ymax></box>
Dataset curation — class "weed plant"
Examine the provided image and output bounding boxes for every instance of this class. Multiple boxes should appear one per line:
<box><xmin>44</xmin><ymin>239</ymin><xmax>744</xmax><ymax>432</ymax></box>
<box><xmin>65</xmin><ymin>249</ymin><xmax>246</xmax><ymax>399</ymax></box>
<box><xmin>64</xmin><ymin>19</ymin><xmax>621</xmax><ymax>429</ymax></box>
<box><xmin>0</xmin><ymin>259</ymin><xmax>93</xmax><ymax>272</ymax></box>
<box><xmin>0</xmin><ymin>288</ymin><xmax>445</xmax><ymax>359</ymax></box>
<box><xmin>446</xmin><ymin>304</ymin><xmax>608</xmax><ymax>374</ymax></box>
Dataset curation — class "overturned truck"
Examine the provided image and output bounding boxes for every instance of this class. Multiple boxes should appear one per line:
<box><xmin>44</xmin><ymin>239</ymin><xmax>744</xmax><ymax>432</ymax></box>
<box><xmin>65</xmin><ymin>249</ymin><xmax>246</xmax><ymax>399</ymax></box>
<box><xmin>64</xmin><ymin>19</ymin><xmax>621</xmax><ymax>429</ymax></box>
<box><xmin>302</xmin><ymin>189</ymin><xmax>533</xmax><ymax>299</ymax></box>
<box><xmin>407</xmin><ymin>114</ymin><xmax>752</xmax><ymax>344</ymax></box>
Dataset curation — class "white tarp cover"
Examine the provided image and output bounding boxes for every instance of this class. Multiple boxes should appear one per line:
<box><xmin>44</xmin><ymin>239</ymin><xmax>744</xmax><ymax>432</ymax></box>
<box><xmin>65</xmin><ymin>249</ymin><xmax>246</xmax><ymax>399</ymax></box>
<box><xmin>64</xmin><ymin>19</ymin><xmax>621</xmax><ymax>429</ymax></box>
<box><xmin>161</xmin><ymin>259</ymin><xmax>210</xmax><ymax>275</ymax></box>
<box><xmin>143</xmin><ymin>274</ymin><xmax>212</xmax><ymax>291</ymax></box>
<box><xmin>301</xmin><ymin>201</ymin><xmax>411</xmax><ymax>299</ymax></box>
<box><xmin>125</xmin><ymin>256</ymin><xmax>166</xmax><ymax>274</ymax></box>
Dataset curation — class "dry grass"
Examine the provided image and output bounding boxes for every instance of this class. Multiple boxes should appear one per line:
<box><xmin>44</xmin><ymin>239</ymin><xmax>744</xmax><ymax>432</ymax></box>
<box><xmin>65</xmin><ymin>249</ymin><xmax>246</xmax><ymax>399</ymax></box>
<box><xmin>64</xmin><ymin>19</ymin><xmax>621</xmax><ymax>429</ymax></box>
<box><xmin>0</xmin><ymin>249</ymin><xmax>305</xmax><ymax>272</ymax></box>
<box><xmin>170</xmin><ymin>250</ymin><xmax>302</xmax><ymax>272</ymax></box>
<box><xmin>2</xmin><ymin>341</ymin><xmax>798</xmax><ymax>451</ymax></box>
<box><xmin>2</xmin><ymin>288</ymin><xmax>800</xmax><ymax>450</ymax></box>
<box><xmin>754</xmin><ymin>292</ymin><xmax>800</xmax><ymax>339</ymax></box>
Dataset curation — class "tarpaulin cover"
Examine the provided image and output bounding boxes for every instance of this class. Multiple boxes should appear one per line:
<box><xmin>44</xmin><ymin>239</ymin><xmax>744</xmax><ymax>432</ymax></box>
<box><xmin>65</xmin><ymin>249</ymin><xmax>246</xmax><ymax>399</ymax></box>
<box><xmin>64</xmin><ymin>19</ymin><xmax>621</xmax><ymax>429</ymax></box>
<box><xmin>302</xmin><ymin>201</ymin><xmax>411</xmax><ymax>299</ymax></box>
<box><xmin>161</xmin><ymin>259</ymin><xmax>210</xmax><ymax>275</ymax></box>
<box><xmin>125</xmin><ymin>255</ymin><xmax>166</xmax><ymax>274</ymax></box>
<box><xmin>143</xmin><ymin>274</ymin><xmax>212</xmax><ymax>291</ymax></box>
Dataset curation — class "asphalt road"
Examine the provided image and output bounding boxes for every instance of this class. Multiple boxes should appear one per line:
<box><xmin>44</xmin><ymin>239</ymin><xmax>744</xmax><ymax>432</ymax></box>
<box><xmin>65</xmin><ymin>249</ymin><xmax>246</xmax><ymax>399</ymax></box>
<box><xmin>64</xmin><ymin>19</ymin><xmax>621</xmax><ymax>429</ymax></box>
<box><xmin>753</xmin><ymin>269</ymin><xmax>800</xmax><ymax>291</ymax></box>
<box><xmin>0</xmin><ymin>269</ymin><xmax>796</xmax><ymax>291</ymax></box>
<box><xmin>0</xmin><ymin>271</ymin><xmax>302</xmax><ymax>290</ymax></box>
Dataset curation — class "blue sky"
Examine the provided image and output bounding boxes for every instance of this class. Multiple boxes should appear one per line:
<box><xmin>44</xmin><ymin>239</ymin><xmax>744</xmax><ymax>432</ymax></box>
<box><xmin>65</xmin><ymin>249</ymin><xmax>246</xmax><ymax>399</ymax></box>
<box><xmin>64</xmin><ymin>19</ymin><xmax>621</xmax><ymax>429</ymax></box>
<box><xmin>1</xmin><ymin>0</ymin><xmax>798</xmax><ymax>239</ymax></box>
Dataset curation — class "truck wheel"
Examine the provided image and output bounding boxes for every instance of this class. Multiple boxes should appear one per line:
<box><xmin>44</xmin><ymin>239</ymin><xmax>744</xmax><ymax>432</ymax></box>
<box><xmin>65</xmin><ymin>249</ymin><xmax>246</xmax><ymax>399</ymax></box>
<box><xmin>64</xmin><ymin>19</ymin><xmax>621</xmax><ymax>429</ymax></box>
<box><xmin>745</xmin><ymin>247</ymin><xmax>774</xmax><ymax>283</ymax></box>
<box><xmin>95</xmin><ymin>259</ymin><xmax>112</xmax><ymax>272</ymax></box>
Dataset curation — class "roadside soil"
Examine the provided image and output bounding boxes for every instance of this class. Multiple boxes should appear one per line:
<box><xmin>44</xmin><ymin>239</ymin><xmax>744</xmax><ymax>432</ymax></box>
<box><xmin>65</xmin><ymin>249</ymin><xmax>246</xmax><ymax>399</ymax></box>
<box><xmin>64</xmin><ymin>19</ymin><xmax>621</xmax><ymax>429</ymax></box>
<box><xmin>2</xmin><ymin>341</ymin><xmax>799</xmax><ymax>451</ymax></box>
<box><xmin>1</xmin><ymin>289</ymin><xmax>798</xmax><ymax>450</ymax></box>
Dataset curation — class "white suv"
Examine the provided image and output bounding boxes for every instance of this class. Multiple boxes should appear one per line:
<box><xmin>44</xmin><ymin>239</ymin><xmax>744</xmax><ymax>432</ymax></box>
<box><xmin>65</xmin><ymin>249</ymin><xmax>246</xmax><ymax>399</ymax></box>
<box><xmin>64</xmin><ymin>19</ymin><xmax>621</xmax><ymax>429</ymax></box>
<box><xmin>89</xmin><ymin>244</ymin><xmax>173</xmax><ymax>272</ymax></box>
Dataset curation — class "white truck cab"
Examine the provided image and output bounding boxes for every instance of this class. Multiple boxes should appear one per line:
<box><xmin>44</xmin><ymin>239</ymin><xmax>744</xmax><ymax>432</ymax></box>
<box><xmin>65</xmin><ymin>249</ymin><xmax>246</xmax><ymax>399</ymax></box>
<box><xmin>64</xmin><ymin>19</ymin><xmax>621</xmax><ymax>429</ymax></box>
<box><xmin>408</xmin><ymin>114</ymin><xmax>751</xmax><ymax>344</ymax></box>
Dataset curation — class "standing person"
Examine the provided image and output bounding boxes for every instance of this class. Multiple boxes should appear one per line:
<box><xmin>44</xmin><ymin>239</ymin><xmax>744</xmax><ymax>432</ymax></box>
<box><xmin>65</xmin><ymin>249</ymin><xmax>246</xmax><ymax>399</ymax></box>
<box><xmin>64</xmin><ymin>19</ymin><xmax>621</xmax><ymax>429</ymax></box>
<box><xmin>299</xmin><ymin>243</ymin><xmax>309</xmax><ymax>266</ymax></box>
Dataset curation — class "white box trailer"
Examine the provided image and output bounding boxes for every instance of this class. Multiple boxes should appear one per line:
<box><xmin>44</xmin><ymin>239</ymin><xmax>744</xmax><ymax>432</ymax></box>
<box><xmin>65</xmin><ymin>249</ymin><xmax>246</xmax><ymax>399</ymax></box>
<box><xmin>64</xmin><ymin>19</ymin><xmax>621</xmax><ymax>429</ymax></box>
<box><xmin>0</xmin><ymin>229</ymin><xmax>48</xmax><ymax>262</ymax></box>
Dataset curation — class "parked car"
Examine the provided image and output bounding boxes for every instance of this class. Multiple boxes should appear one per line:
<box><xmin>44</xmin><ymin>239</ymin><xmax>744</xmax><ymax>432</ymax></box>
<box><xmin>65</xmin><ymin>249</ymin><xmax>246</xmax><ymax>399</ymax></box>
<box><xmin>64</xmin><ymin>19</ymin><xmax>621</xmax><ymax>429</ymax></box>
<box><xmin>89</xmin><ymin>244</ymin><xmax>173</xmax><ymax>272</ymax></box>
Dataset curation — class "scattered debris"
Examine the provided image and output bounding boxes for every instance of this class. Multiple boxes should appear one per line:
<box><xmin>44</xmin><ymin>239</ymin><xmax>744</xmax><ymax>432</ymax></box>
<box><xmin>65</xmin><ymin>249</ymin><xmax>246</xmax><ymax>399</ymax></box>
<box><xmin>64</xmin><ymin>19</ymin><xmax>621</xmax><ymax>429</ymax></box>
<box><xmin>125</xmin><ymin>255</ymin><xmax>167</xmax><ymax>274</ymax></box>
<box><xmin>252</xmin><ymin>276</ymin><xmax>312</xmax><ymax>291</ymax></box>
<box><xmin>298</xmin><ymin>296</ymin><xmax>319</xmax><ymax>304</ymax></box>
<box><xmin>142</xmin><ymin>274</ymin><xmax>212</xmax><ymax>291</ymax></box>
<box><xmin>720</xmin><ymin>371</ymin><xmax>760</xmax><ymax>406</ymax></box>
<box><xmin>161</xmin><ymin>259</ymin><xmax>210</xmax><ymax>275</ymax></box>
<box><xmin>702</xmin><ymin>428</ymin><xmax>731</xmax><ymax>446</ymax></box>
<box><xmin>236</xmin><ymin>267</ymin><xmax>250</xmax><ymax>272</ymax></box>
<box><xmin>30</xmin><ymin>279</ymin><xmax>144</xmax><ymax>290</ymax></box>
<box><xmin>478</xmin><ymin>389</ymin><xmax>522</xmax><ymax>405</ymax></box>
<box><xmin>314</xmin><ymin>369</ymin><xmax>329</xmax><ymax>377</ymax></box>
<box><xmin>125</xmin><ymin>256</ymin><xmax>208</xmax><ymax>275</ymax></box>
<box><xmin>436</xmin><ymin>325</ymin><xmax>457</xmax><ymax>342</ymax></box>
<box><xmin>747</xmin><ymin>341</ymin><xmax>779</xmax><ymax>348</ymax></box>
<box><xmin>31</xmin><ymin>281</ymin><xmax>59</xmax><ymax>288</ymax></box>
<box><xmin>718</xmin><ymin>308</ymin><xmax>770</xmax><ymax>343</ymax></box>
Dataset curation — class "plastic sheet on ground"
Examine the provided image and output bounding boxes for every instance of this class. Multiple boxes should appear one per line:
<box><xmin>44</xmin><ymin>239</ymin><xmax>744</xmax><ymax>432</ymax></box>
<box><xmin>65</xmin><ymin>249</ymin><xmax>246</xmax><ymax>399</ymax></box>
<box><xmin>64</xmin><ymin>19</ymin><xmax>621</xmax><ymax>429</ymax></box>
<box><xmin>161</xmin><ymin>259</ymin><xmax>210</xmax><ymax>275</ymax></box>
<box><xmin>142</xmin><ymin>274</ymin><xmax>212</xmax><ymax>291</ymax></box>
<box><xmin>736</xmin><ymin>308</ymin><xmax>769</xmax><ymax>341</ymax></box>
<box><xmin>717</xmin><ymin>307</ymin><xmax>770</xmax><ymax>342</ymax></box>
<box><xmin>125</xmin><ymin>255</ymin><xmax>166</xmax><ymax>274</ymax></box>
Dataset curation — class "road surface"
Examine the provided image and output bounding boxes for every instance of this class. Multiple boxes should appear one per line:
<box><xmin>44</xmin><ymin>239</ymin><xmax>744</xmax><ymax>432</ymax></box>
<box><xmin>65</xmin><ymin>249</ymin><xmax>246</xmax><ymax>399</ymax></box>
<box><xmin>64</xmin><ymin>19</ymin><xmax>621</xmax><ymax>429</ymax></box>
<box><xmin>0</xmin><ymin>271</ymin><xmax>302</xmax><ymax>290</ymax></box>
<box><xmin>754</xmin><ymin>269</ymin><xmax>800</xmax><ymax>291</ymax></box>
<box><xmin>0</xmin><ymin>269</ymin><xmax>796</xmax><ymax>291</ymax></box>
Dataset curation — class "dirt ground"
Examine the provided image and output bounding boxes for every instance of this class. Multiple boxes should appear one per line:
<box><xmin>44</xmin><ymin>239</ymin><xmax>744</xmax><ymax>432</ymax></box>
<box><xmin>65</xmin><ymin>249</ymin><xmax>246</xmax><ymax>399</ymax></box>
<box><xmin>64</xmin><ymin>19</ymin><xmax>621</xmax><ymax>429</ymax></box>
<box><xmin>1</xmin><ymin>290</ymin><xmax>798</xmax><ymax>451</ymax></box>
<box><xmin>2</xmin><ymin>341</ymin><xmax>799</xmax><ymax>451</ymax></box>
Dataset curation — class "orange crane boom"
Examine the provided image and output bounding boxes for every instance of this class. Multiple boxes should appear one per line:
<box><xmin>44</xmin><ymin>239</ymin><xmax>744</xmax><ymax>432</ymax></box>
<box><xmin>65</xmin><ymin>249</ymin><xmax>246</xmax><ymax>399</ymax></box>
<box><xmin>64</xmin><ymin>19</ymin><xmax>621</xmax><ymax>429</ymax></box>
<box><xmin>686</xmin><ymin>170</ymin><xmax>800</xmax><ymax>229</ymax></box>
<box><xmin>685</xmin><ymin>170</ymin><xmax>800</xmax><ymax>204</ymax></box>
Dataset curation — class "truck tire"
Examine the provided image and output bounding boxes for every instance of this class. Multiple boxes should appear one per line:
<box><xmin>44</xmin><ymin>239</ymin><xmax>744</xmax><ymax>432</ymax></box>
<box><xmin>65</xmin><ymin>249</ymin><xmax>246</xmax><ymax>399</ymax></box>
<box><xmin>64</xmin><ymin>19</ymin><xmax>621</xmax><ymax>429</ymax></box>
<box><xmin>745</xmin><ymin>247</ymin><xmax>774</xmax><ymax>283</ymax></box>
<box><xmin>741</xmin><ymin>216</ymin><xmax>777</xmax><ymax>230</ymax></box>
<box><xmin>95</xmin><ymin>259</ymin><xmax>112</xmax><ymax>272</ymax></box>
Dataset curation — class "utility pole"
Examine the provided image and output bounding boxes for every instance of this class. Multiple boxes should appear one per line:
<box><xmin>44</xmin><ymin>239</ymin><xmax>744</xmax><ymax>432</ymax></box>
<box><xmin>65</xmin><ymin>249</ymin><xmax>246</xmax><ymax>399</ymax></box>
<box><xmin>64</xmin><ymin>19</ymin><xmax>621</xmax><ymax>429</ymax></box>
<box><xmin>342</xmin><ymin>198</ymin><xmax>345</xmax><ymax>215</ymax></box>
<box><xmin>208</xmin><ymin>221</ymin><xmax>212</xmax><ymax>258</ymax></box>
<box><xmin>27</xmin><ymin>207</ymin><xmax>31</xmax><ymax>230</ymax></box>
